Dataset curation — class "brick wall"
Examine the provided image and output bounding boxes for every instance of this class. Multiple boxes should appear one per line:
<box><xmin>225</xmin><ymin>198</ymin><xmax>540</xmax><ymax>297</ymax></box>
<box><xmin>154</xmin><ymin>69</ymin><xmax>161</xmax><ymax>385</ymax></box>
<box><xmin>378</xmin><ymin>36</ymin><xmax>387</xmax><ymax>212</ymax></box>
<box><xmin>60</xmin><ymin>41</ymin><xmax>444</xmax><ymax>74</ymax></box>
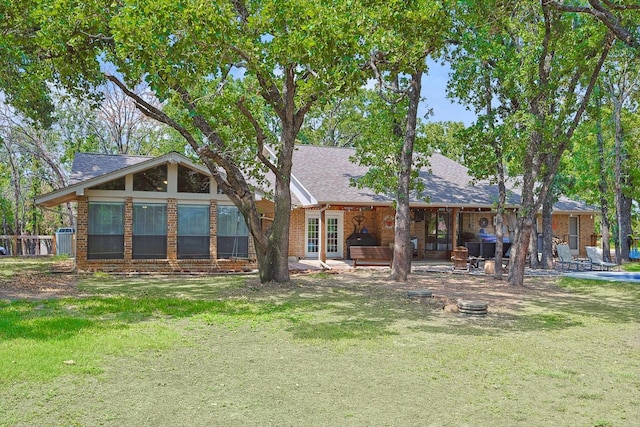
<box><xmin>210</xmin><ymin>200</ymin><xmax>218</xmax><ymax>258</ymax></box>
<box><xmin>167</xmin><ymin>198</ymin><xmax>177</xmax><ymax>260</ymax></box>
<box><xmin>579</xmin><ymin>215</ymin><xmax>595</xmax><ymax>256</ymax></box>
<box><xmin>545</xmin><ymin>213</ymin><xmax>595</xmax><ymax>257</ymax></box>
<box><xmin>377</xmin><ymin>207</ymin><xmax>396</xmax><ymax>247</ymax></box>
<box><xmin>77</xmin><ymin>258</ymin><xmax>253</xmax><ymax>273</ymax></box>
<box><xmin>124</xmin><ymin>197</ymin><xmax>133</xmax><ymax>260</ymax></box>
<box><xmin>288</xmin><ymin>208</ymin><xmax>305</xmax><ymax>258</ymax></box>
<box><xmin>76</xmin><ymin>196</ymin><xmax>88</xmax><ymax>262</ymax></box>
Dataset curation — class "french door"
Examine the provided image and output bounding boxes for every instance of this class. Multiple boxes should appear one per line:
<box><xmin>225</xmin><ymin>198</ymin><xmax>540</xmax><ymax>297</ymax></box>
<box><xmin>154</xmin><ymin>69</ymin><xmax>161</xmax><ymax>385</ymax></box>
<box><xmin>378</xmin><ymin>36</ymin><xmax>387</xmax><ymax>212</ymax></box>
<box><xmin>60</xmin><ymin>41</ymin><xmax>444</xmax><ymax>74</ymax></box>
<box><xmin>305</xmin><ymin>211</ymin><xmax>343</xmax><ymax>258</ymax></box>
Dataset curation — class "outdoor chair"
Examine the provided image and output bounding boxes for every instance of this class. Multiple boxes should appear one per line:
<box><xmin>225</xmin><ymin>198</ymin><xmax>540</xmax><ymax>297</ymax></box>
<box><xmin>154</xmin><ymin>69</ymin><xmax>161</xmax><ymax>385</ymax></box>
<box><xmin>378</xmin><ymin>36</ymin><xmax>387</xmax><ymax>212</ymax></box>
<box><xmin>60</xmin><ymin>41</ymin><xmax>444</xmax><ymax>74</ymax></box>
<box><xmin>585</xmin><ymin>246</ymin><xmax>618</xmax><ymax>271</ymax></box>
<box><xmin>556</xmin><ymin>244</ymin><xmax>590</xmax><ymax>271</ymax></box>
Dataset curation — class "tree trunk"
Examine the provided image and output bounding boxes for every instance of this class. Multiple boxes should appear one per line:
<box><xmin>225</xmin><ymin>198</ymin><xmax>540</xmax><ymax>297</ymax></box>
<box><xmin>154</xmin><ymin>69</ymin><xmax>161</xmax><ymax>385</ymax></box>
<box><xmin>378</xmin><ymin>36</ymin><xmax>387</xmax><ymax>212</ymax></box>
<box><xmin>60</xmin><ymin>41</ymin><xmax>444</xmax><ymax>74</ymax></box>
<box><xmin>612</xmin><ymin>97</ymin><xmax>630</xmax><ymax>264</ymax></box>
<box><xmin>493</xmin><ymin>171</ymin><xmax>507</xmax><ymax>280</ymax></box>
<box><xmin>541</xmin><ymin>191</ymin><xmax>554</xmax><ymax>269</ymax></box>
<box><xmin>508</xmin><ymin>215</ymin><xmax>533</xmax><ymax>286</ymax></box>
<box><xmin>595</xmin><ymin>92</ymin><xmax>612</xmax><ymax>261</ymax></box>
<box><xmin>529</xmin><ymin>218</ymin><xmax>540</xmax><ymax>269</ymax></box>
<box><xmin>619</xmin><ymin>194</ymin><xmax>633</xmax><ymax>262</ymax></box>
<box><xmin>484</xmin><ymin>64</ymin><xmax>506</xmax><ymax>281</ymax></box>
<box><xmin>507</xmin><ymin>13</ymin><xmax>612</xmax><ymax>286</ymax></box>
<box><xmin>494</xmin><ymin>210</ymin><xmax>504</xmax><ymax>280</ymax></box>
<box><xmin>391</xmin><ymin>71</ymin><xmax>422</xmax><ymax>282</ymax></box>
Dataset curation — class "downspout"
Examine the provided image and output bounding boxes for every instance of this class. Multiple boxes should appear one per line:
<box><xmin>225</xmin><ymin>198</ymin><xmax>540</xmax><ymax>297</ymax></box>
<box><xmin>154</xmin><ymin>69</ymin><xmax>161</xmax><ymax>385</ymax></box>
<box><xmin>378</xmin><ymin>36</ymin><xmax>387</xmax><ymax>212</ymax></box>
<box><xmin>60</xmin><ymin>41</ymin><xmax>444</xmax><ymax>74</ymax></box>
<box><xmin>317</xmin><ymin>204</ymin><xmax>332</xmax><ymax>270</ymax></box>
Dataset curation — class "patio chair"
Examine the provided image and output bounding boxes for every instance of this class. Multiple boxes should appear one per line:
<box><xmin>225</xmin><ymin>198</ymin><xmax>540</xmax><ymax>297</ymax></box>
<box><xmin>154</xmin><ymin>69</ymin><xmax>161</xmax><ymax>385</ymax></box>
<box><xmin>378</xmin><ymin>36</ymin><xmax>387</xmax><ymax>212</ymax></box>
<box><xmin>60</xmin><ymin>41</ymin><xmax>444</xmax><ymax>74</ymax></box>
<box><xmin>585</xmin><ymin>246</ymin><xmax>618</xmax><ymax>271</ymax></box>
<box><xmin>556</xmin><ymin>244</ymin><xmax>590</xmax><ymax>271</ymax></box>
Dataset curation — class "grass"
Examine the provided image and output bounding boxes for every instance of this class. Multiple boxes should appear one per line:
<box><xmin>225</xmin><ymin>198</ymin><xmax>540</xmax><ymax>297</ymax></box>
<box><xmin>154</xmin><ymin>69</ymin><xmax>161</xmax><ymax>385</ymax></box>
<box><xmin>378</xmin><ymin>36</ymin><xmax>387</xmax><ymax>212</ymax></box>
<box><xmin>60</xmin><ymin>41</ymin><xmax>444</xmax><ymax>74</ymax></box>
<box><xmin>1</xmin><ymin>258</ymin><xmax>639</xmax><ymax>426</ymax></box>
<box><xmin>0</xmin><ymin>257</ymin><xmax>56</xmax><ymax>279</ymax></box>
<box><xmin>624</xmin><ymin>261</ymin><xmax>640</xmax><ymax>272</ymax></box>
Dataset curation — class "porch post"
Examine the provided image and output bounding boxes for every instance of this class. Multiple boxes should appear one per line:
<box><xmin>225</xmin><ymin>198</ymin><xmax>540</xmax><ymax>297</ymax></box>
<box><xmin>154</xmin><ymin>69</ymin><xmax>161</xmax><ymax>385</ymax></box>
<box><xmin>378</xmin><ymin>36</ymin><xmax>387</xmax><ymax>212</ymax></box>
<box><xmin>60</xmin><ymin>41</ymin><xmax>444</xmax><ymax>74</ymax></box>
<box><xmin>320</xmin><ymin>209</ymin><xmax>327</xmax><ymax>263</ymax></box>
<box><xmin>452</xmin><ymin>208</ymin><xmax>459</xmax><ymax>248</ymax></box>
<box><xmin>166</xmin><ymin>198</ymin><xmax>177</xmax><ymax>260</ymax></box>
<box><xmin>124</xmin><ymin>197</ymin><xmax>133</xmax><ymax>262</ymax></box>
<box><xmin>210</xmin><ymin>200</ymin><xmax>218</xmax><ymax>259</ymax></box>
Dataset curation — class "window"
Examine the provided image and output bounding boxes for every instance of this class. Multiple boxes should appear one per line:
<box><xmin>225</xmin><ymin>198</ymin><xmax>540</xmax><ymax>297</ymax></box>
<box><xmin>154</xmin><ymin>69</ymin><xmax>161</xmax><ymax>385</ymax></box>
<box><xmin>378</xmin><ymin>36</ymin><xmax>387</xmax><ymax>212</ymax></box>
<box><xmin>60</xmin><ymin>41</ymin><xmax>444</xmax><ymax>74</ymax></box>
<box><xmin>88</xmin><ymin>202</ymin><xmax>124</xmax><ymax>259</ymax></box>
<box><xmin>90</xmin><ymin>177</ymin><xmax>125</xmax><ymax>191</ymax></box>
<box><xmin>217</xmin><ymin>206</ymin><xmax>249</xmax><ymax>258</ymax></box>
<box><xmin>307</xmin><ymin>217</ymin><xmax>319</xmax><ymax>253</ymax></box>
<box><xmin>133</xmin><ymin>203</ymin><xmax>167</xmax><ymax>259</ymax></box>
<box><xmin>327</xmin><ymin>217</ymin><xmax>339</xmax><ymax>253</ymax></box>
<box><xmin>133</xmin><ymin>165</ymin><xmax>167</xmax><ymax>192</ymax></box>
<box><xmin>177</xmin><ymin>165</ymin><xmax>210</xmax><ymax>193</ymax></box>
<box><xmin>178</xmin><ymin>205</ymin><xmax>210</xmax><ymax>259</ymax></box>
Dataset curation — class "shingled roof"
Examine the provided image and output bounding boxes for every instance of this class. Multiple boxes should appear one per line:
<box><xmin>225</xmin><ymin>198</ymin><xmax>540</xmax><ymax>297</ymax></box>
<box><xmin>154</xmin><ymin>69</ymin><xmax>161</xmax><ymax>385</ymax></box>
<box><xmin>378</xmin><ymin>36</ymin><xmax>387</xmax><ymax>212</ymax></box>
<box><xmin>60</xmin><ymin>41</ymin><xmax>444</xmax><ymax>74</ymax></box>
<box><xmin>290</xmin><ymin>145</ymin><xmax>521</xmax><ymax>207</ymax></box>
<box><xmin>37</xmin><ymin>146</ymin><xmax>593</xmax><ymax>213</ymax></box>
<box><xmin>69</xmin><ymin>153</ymin><xmax>152</xmax><ymax>184</ymax></box>
<box><xmin>289</xmin><ymin>145</ymin><xmax>591</xmax><ymax>212</ymax></box>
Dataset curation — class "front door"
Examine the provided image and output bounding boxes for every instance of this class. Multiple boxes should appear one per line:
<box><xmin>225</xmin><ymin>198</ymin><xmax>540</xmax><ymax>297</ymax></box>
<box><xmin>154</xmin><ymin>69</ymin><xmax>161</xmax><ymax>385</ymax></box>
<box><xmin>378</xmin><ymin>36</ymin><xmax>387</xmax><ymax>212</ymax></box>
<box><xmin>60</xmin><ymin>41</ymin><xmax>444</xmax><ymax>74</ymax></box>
<box><xmin>305</xmin><ymin>211</ymin><xmax>344</xmax><ymax>258</ymax></box>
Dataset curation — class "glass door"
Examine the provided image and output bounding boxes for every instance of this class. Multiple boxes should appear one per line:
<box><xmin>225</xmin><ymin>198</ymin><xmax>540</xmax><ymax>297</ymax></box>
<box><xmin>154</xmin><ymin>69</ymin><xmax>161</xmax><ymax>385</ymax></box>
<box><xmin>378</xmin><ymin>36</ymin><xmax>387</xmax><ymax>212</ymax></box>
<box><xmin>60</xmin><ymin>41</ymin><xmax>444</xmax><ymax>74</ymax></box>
<box><xmin>569</xmin><ymin>217</ymin><xmax>579</xmax><ymax>253</ymax></box>
<box><xmin>305</xmin><ymin>211</ymin><xmax>343</xmax><ymax>258</ymax></box>
<box><xmin>425</xmin><ymin>211</ymin><xmax>452</xmax><ymax>253</ymax></box>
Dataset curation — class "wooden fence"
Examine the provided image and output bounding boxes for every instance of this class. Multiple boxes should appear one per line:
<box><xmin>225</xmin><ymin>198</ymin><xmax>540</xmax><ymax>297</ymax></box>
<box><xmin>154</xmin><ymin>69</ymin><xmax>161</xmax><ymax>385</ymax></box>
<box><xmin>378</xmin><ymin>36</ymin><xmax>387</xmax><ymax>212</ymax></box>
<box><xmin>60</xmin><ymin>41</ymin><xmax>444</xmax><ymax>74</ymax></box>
<box><xmin>0</xmin><ymin>235</ymin><xmax>57</xmax><ymax>256</ymax></box>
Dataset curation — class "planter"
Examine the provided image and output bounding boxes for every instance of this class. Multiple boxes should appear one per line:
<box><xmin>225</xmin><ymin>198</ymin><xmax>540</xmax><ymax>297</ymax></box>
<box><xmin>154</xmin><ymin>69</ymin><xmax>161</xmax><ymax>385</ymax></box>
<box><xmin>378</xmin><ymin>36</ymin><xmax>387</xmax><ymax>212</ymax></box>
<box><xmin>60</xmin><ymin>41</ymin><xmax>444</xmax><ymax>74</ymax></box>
<box><xmin>484</xmin><ymin>259</ymin><xmax>495</xmax><ymax>275</ymax></box>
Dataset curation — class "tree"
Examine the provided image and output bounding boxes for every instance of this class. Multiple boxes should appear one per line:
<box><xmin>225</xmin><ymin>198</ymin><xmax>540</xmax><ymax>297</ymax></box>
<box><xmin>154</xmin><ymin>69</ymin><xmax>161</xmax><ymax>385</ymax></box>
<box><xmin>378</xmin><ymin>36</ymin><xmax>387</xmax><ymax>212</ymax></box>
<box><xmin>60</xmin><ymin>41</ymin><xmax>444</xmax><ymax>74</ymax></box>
<box><xmin>566</xmin><ymin>41</ymin><xmax>640</xmax><ymax>265</ymax></box>
<box><xmin>298</xmin><ymin>93</ymin><xmax>374</xmax><ymax>147</ymax></box>
<box><xmin>86</xmin><ymin>82</ymin><xmax>176</xmax><ymax>155</ymax></box>
<box><xmin>0</xmin><ymin>101</ymin><xmax>74</xmax><ymax>232</ymax></box>
<box><xmin>506</xmin><ymin>4</ymin><xmax>613</xmax><ymax>286</ymax></box>
<box><xmin>446</xmin><ymin>1</ymin><xmax>520</xmax><ymax>279</ymax></box>
<box><xmin>0</xmin><ymin>0</ymin><xmax>55</xmax><ymax>125</ymax></box>
<box><xmin>355</xmin><ymin>0</ymin><xmax>451</xmax><ymax>282</ymax></box>
<box><xmin>599</xmin><ymin>46</ymin><xmax>639</xmax><ymax>262</ymax></box>
<box><xmin>448</xmin><ymin>1</ymin><xmax>613</xmax><ymax>285</ymax></box>
<box><xmin>16</xmin><ymin>0</ymin><xmax>368</xmax><ymax>282</ymax></box>
<box><xmin>420</xmin><ymin>121</ymin><xmax>466</xmax><ymax>163</ymax></box>
<box><xmin>547</xmin><ymin>0</ymin><xmax>640</xmax><ymax>50</ymax></box>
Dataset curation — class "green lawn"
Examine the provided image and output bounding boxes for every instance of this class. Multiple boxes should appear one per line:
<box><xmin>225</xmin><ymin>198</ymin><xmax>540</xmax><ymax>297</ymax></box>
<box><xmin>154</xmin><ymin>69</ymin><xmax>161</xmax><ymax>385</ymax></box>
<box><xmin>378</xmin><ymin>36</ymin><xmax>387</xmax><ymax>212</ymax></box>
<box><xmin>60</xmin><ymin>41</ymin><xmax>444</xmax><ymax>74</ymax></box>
<box><xmin>0</xmin><ymin>258</ymin><xmax>638</xmax><ymax>426</ymax></box>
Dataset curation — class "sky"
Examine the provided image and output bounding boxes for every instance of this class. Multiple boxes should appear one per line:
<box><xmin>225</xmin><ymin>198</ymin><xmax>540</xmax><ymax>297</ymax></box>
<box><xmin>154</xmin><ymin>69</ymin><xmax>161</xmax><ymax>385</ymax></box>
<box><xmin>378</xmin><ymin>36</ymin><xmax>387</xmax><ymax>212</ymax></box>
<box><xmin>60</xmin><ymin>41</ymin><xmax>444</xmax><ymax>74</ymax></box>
<box><xmin>100</xmin><ymin>55</ymin><xmax>477</xmax><ymax>127</ymax></box>
<box><xmin>420</xmin><ymin>59</ymin><xmax>477</xmax><ymax>126</ymax></box>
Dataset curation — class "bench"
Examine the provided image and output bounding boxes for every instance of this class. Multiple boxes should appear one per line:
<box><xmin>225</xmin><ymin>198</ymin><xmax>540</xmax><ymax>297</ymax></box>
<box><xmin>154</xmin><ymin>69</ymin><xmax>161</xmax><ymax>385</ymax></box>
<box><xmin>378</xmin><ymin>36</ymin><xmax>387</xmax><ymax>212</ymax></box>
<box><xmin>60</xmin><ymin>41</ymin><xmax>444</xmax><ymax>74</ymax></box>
<box><xmin>350</xmin><ymin>246</ymin><xmax>393</xmax><ymax>268</ymax></box>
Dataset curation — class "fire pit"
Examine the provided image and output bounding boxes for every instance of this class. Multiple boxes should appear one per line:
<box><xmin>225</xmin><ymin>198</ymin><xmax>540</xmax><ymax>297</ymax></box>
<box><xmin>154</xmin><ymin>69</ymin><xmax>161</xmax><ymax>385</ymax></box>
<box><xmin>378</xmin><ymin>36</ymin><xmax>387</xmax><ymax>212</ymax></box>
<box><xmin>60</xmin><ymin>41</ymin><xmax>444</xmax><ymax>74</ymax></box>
<box><xmin>457</xmin><ymin>300</ymin><xmax>488</xmax><ymax>316</ymax></box>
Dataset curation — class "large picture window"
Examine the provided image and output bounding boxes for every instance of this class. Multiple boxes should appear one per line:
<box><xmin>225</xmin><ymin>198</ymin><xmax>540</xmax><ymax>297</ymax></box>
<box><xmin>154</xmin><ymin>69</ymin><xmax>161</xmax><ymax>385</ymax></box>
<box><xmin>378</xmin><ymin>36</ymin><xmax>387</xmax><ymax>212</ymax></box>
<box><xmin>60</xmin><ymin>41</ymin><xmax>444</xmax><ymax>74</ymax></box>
<box><xmin>178</xmin><ymin>205</ymin><xmax>210</xmax><ymax>259</ymax></box>
<box><xmin>217</xmin><ymin>206</ymin><xmax>249</xmax><ymax>258</ymax></box>
<box><xmin>133</xmin><ymin>165</ymin><xmax>167</xmax><ymax>192</ymax></box>
<box><xmin>133</xmin><ymin>203</ymin><xmax>167</xmax><ymax>259</ymax></box>
<box><xmin>90</xmin><ymin>177</ymin><xmax>125</xmax><ymax>191</ymax></box>
<box><xmin>88</xmin><ymin>202</ymin><xmax>124</xmax><ymax>259</ymax></box>
<box><xmin>177</xmin><ymin>165</ymin><xmax>210</xmax><ymax>193</ymax></box>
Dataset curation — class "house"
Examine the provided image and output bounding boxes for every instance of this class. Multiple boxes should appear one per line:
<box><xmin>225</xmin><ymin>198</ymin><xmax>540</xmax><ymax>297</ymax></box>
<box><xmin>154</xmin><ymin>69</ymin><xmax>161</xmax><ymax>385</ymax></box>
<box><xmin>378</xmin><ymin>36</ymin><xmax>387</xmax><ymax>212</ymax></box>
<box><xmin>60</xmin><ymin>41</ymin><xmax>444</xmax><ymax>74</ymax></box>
<box><xmin>35</xmin><ymin>146</ymin><xmax>596</xmax><ymax>272</ymax></box>
<box><xmin>36</xmin><ymin>152</ymin><xmax>256</xmax><ymax>272</ymax></box>
<box><xmin>270</xmin><ymin>145</ymin><xmax>595</xmax><ymax>262</ymax></box>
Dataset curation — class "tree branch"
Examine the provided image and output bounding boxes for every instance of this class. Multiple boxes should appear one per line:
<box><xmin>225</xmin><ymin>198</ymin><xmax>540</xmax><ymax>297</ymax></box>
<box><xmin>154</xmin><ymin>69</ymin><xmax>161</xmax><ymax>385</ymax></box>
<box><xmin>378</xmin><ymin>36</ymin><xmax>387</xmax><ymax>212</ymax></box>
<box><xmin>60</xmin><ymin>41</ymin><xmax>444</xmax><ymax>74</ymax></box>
<box><xmin>545</xmin><ymin>0</ymin><xmax>640</xmax><ymax>49</ymax></box>
<box><xmin>236</xmin><ymin>97</ymin><xmax>279</xmax><ymax>176</ymax></box>
<box><xmin>105</xmin><ymin>74</ymin><xmax>244</xmax><ymax>201</ymax></box>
